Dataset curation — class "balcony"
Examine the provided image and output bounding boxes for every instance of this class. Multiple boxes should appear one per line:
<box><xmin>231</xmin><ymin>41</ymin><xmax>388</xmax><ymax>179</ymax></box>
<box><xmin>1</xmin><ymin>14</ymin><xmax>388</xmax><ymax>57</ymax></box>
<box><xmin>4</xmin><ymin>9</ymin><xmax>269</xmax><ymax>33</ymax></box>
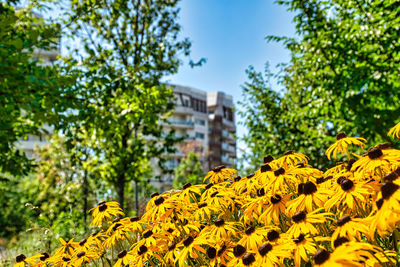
<box><xmin>222</xmin><ymin>142</ymin><xmax>236</xmax><ymax>154</ymax></box>
<box><xmin>174</xmin><ymin>105</ymin><xmax>194</xmax><ymax>115</ymax></box>
<box><xmin>222</xmin><ymin>118</ymin><xmax>235</xmax><ymax>130</ymax></box>
<box><xmin>163</xmin><ymin>119</ymin><xmax>194</xmax><ymax>128</ymax></box>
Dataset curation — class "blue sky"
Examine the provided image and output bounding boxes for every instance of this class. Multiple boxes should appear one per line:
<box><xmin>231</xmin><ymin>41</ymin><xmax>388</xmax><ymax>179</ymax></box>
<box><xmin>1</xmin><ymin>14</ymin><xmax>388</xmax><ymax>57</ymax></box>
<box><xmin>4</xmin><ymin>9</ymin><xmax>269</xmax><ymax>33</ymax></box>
<box><xmin>164</xmin><ymin>0</ymin><xmax>296</xmax><ymax>155</ymax></box>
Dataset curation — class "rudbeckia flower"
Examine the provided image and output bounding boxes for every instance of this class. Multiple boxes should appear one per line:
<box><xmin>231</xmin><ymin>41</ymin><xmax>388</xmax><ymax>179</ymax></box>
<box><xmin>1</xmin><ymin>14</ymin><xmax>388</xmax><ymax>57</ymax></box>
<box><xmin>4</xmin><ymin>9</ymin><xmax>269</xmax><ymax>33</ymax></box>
<box><xmin>176</xmin><ymin>235</ymin><xmax>207</xmax><ymax>266</ymax></box>
<box><xmin>238</xmin><ymin>226</ymin><xmax>269</xmax><ymax>252</ymax></box>
<box><xmin>325</xmin><ymin>132</ymin><xmax>367</xmax><ymax>160</ymax></box>
<box><xmin>324</xmin><ymin>179</ymin><xmax>372</xmax><ymax>212</ymax></box>
<box><xmin>53</xmin><ymin>238</ymin><xmax>79</xmax><ymax>257</ymax></box>
<box><xmin>204</xmin><ymin>165</ymin><xmax>237</xmax><ymax>184</ymax></box>
<box><xmin>287</xmin><ymin>208</ymin><xmax>332</xmax><ymax>237</ymax></box>
<box><xmin>351</xmin><ymin>147</ymin><xmax>396</xmax><ymax>177</ymax></box>
<box><xmin>114</xmin><ymin>250</ymin><xmax>135</xmax><ymax>267</ymax></box>
<box><xmin>15</xmin><ymin>253</ymin><xmax>43</xmax><ymax>267</ymax></box>
<box><xmin>276</xmin><ymin>150</ymin><xmax>309</xmax><ymax>169</ymax></box>
<box><xmin>286</xmin><ymin>181</ymin><xmax>331</xmax><ymax>215</ymax></box>
<box><xmin>291</xmin><ymin>234</ymin><xmax>318</xmax><ymax>267</ymax></box>
<box><xmin>388</xmin><ymin>121</ymin><xmax>400</xmax><ymax>138</ymax></box>
<box><xmin>259</xmin><ymin>194</ymin><xmax>291</xmax><ymax>225</ymax></box>
<box><xmin>89</xmin><ymin>201</ymin><xmax>124</xmax><ymax>227</ymax></box>
<box><xmin>255</xmin><ymin>242</ymin><xmax>291</xmax><ymax>266</ymax></box>
<box><xmin>331</xmin><ymin>215</ymin><xmax>369</xmax><ymax>247</ymax></box>
<box><xmin>201</xmin><ymin>218</ymin><xmax>238</xmax><ymax>240</ymax></box>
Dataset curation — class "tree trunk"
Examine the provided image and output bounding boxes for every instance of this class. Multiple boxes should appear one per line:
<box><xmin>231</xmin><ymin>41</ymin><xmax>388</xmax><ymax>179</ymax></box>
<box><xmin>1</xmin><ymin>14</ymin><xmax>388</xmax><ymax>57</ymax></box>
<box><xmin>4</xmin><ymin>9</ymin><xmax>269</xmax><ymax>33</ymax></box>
<box><xmin>82</xmin><ymin>168</ymin><xmax>88</xmax><ymax>228</ymax></box>
<box><xmin>117</xmin><ymin>173</ymin><xmax>125</xmax><ymax>211</ymax></box>
<box><xmin>135</xmin><ymin>180</ymin><xmax>139</xmax><ymax>216</ymax></box>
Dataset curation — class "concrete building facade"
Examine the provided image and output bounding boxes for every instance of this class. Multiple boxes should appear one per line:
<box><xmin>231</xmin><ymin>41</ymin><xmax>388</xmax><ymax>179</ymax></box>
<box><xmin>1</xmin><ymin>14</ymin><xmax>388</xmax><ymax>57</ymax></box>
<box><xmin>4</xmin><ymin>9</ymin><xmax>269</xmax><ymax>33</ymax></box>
<box><xmin>152</xmin><ymin>85</ymin><xmax>236</xmax><ymax>192</ymax></box>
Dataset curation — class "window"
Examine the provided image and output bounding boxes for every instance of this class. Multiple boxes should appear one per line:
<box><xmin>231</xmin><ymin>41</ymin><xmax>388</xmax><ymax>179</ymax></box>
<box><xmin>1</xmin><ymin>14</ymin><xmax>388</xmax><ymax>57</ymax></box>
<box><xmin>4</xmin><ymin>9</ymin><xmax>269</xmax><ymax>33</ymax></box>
<box><xmin>195</xmin><ymin>132</ymin><xmax>205</xmax><ymax>139</ymax></box>
<box><xmin>195</xmin><ymin>119</ymin><xmax>206</xmax><ymax>126</ymax></box>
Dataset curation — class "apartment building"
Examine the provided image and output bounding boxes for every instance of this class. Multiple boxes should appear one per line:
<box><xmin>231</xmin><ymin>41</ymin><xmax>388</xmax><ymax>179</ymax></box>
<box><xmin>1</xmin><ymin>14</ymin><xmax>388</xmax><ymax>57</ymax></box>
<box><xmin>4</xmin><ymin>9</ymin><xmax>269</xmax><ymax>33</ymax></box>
<box><xmin>151</xmin><ymin>85</ymin><xmax>236</xmax><ymax>192</ymax></box>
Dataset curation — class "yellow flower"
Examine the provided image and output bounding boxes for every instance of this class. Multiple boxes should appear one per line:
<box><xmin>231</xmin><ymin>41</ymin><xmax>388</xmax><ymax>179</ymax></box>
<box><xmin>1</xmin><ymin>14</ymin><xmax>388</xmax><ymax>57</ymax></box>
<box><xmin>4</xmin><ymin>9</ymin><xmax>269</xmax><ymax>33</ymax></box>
<box><xmin>287</xmin><ymin>208</ymin><xmax>332</xmax><ymax>237</ymax></box>
<box><xmin>89</xmin><ymin>201</ymin><xmax>124</xmax><ymax>227</ymax></box>
<box><xmin>176</xmin><ymin>235</ymin><xmax>207</xmax><ymax>266</ymax></box>
<box><xmin>204</xmin><ymin>165</ymin><xmax>237</xmax><ymax>184</ymax></box>
<box><xmin>113</xmin><ymin>250</ymin><xmax>135</xmax><ymax>267</ymax></box>
<box><xmin>53</xmin><ymin>238</ymin><xmax>79</xmax><ymax>257</ymax></box>
<box><xmin>325</xmin><ymin>132</ymin><xmax>367</xmax><ymax>160</ymax></box>
<box><xmin>388</xmin><ymin>121</ymin><xmax>400</xmax><ymax>138</ymax></box>
<box><xmin>291</xmin><ymin>234</ymin><xmax>318</xmax><ymax>267</ymax></box>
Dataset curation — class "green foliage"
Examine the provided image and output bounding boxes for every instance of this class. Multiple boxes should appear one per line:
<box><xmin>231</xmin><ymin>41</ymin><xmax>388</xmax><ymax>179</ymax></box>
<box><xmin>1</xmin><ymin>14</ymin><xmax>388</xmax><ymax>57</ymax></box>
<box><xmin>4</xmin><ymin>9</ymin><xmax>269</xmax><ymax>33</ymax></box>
<box><xmin>0</xmin><ymin>3</ymin><xmax>76</xmax><ymax>175</ymax></box>
<box><xmin>172</xmin><ymin>152</ymin><xmax>205</xmax><ymax>189</ymax></box>
<box><xmin>61</xmin><ymin>0</ymin><xmax>193</xmax><ymax>210</ymax></box>
<box><xmin>240</xmin><ymin>0</ymin><xmax>400</xmax><ymax>170</ymax></box>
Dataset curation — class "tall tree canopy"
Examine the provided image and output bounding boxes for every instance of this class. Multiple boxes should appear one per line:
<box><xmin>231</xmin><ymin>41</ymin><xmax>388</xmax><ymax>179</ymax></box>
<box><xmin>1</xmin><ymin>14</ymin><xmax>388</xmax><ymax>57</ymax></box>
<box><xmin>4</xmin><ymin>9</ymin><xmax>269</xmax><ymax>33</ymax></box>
<box><xmin>240</xmin><ymin>0</ymin><xmax>400</xmax><ymax>169</ymax></box>
<box><xmin>63</xmin><ymin>0</ymin><xmax>194</xmax><ymax>210</ymax></box>
<box><xmin>0</xmin><ymin>3</ymin><xmax>76</xmax><ymax>174</ymax></box>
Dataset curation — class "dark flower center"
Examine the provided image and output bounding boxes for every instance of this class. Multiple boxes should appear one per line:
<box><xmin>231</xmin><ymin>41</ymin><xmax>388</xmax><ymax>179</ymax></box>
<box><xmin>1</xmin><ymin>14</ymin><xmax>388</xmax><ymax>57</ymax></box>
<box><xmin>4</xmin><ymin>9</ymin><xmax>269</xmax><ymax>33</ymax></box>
<box><xmin>233</xmin><ymin>245</ymin><xmax>246</xmax><ymax>257</ymax></box>
<box><xmin>256</xmin><ymin>188</ymin><xmax>265</xmax><ymax>197</ymax></box>
<box><xmin>154</xmin><ymin>196</ymin><xmax>165</xmax><ymax>206</ymax></box>
<box><xmin>113</xmin><ymin>223</ymin><xmax>122</xmax><ymax>231</ymax></box>
<box><xmin>182</xmin><ymin>183</ymin><xmax>192</xmax><ymax>190</ymax></box>
<box><xmin>341</xmin><ymin>179</ymin><xmax>354</xmax><ymax>191</ymax></box>
<box><xmin>16</xmin><ymin>254</ymin><xmax>26</xmax><ymax>262</ymax></box>
<box><xmin>212</xmin><ymin>165</ymin><xmax>226</xmax><ymax>173</ymax></box>
<box><xmin>304</xmin><ymin>182</ymin><xmax>318</xmax><ymax>194</ymax></box>
<box><xmin>336</xmin><ymin>176</ymin><xmax>346</xmax><ymax>185</ymax></box>
<box><xmin>316</xmin><ymin>177</ymin><xmax>325</xmax><ymax>184</ymax></box>
<box><xmin>395</xmin><ymin>167</ymin><xmax>400</xmax><ymax>176</ymax></box>
<box><xmin>183</xmin><ymin>236</ymin><xmax>194</xmax><ymax>247</ymax></box>
<box><xmin>207</xmin><ymin>247</ymin><xmax>217</xmax><ymax>259</ymax></box>
<box><xmin>118</xmin><ymin>250</ymin><xmax>127</xmax><ymax>258</ymax></box>
<box><xmin>381</xmin><ymin>182</ymin><xmax>400</xmax><ymax>200</ymax></box>
<box><xmin>261</xmin><ymin>164</ymin><xmax>272</xmax><ymax>173</ymax></box>
<box><xmin>62</xmin><ymin>257</ymin><xmax>70</xmax><ymax>262</ymax></box>
<box><xmin>292</xmin><ymin>211</ymin><xmax>306</xmax><ymax>223</ymax></box>
<box><xmin>242</xmin><ymin>253</ymin><xmax>256</xmax><ymax>265</ymax></box>
<box><xmin>218</xmin><ymin>245</ymin><xmax>227</xmax><ymax>256</ymax></box>
<box><xmin>297</xmin><ymin>163</ymin><xmax>305</xmax><ymax>168</ymax></box>
<box><xmin>314</xmin><ymin>249</ymin><xmax>330</xmax><ymax>265</ymax></box>
<box><xmin>376</xmin><ymin>198</ymin><xmax>384</xmax><ymax>210</ymax></box>
<box><xmin>91</xmin><ymin>231</ymin><xmax>99</xmax><ymax>237</ymax></box>
<box><xmin>168</xmin><ymin>243</ymin><xmax>176</xmax><ymax>251</ymax></box>
<box><xmin>167</xmin><ymin>228</ymin><xmax>174</xmax><ymax>233</ymax></box>
<box><xmin>130</xmin><ymin>216</ymin><xmax>140</xmax><ymax>222</ymax></box>
<box><xmin>336</xmin><ymin>161</ymin><xmax>345</xmax><ymax>166</ymax></box>
<box><xmin>245</xmin><ymin>226</ymin><xmax>255</xmax><ymax>235</ymax></box>
<box><xmin>79</xmin><ymin>238</ymin><xmax>87</xmax><ymax>246</ymax></box>
<box><xmin>205</xmin><ymin>183</ymin><xmax>214</xmax><ymax>189</ymax></box>
<box><xmin>211</xmin><ymin>191</ymin><xmax>219</xmax><ymax>197</ymax></box>
<box><xmin>234</xmin><ymin>176</ymin><xmax>242</xmax><ymax>182</ymax></box>
<box><xmin>336</xmin><ymin>132</ymin><xmax>347</xmax><ymax>140</ymax></box>
<box><xmin>241</xmin><ymin>187</ymin><xmax>248</xmax><ymax>194</ymax></box>
<box><xmin>215</xmin><ymin>218</ymin><xmax>225</xmax><ymax>227</ymax></box>
<box><xmin>378</xmin><ymin>142</ymin><xmax>391</xmax><ymax>150</ymax></box>
<box><xmin>284</xmin><ymin>150</ymin><xmax>293</xmax><ymax>155</ymax></box>
<box><xmin>247</xmin><ymin>173</ymin><xmax>255</xmax><ymax>178</ymax></box>
<box><xmin>99</xmin><ymin>203</ymin><xmax>108</xmax><ymax>212</ymax></box>
<box><xmin>264</xmin><ymin>155</ymin><xmax>274</xmax><ymax>163</ymax></box>
<box><xmin>258</xmin><ymin>243</ymin><xmax>272</xmax><ymax>256</ymax></box>
<box><xmin>271</xmin><ymin>195</ymin><xmax>282</xmax><ymax>204</ymax></box>
<box><xmin>384</xmin><ymin>171</ymin><xmax>399</xmax><ymax>182</ymax></box>
<box><xmin>298</xmin><ymin>183</ymin><xmax>304</xmax><ymax>194</ymax></box>
<box><xmin>40</xmin><ymin>252</ymin><xmax>49</xmax><ymax>261</ymax></box>
<box><xmin>294</xmin><ymin>234</ymin><xmax>305</xmax><ymax>244</ymax></box>
<box><xmin>77</xmin><ymin>251</ymin><xmax>85</xmax><ymax>258</ymax></box>
<box><xmin>346</xmin><ymin>159</ymin><xmax>356</xmax><ymax>171</ymax></box>
<box><xmin>198</xmin><ymin>202</ymin><xmax>207</xmax><ymax>208</ymax></box>
<box><xmin>98</xmin><ymin>201</ymin><xmax>106</xmax><ymax>206</ymax></box>
<box><xmin>368</xmin><ymin>147</ymin><xmax>383</xmax><ymax>159</ymax></box>
<box><xmin>150</xmin><ymin>192</ymin><xmax>159</xmax><ymax>198</ymax></box>
<box><xmin>337</xmin><ymin>216</ymin><xmax>351</xmax><ymax>226</ymax></box>
<box><xmin>143</xmin><ymin>230</ymin><xmax>153</xmax><ymax>238</ymax></box>
<box><xmin>274</xmin><ymin>167</ymin><xmax>285</xmax><ymax>176</ymax></box>
<box><xmin>267</xmin><ymin>230</ymin><xmax>279</xmax><ymax>242</ymax></box>
<box><xmin>138</xmin><ymin>245</ymin><xmax>147</xmax><ymax>255</ymax></box>
<box><xmin>333</xmin><ymin>237</ymin><xmax>349</xmax><ymax>248</ymax></box>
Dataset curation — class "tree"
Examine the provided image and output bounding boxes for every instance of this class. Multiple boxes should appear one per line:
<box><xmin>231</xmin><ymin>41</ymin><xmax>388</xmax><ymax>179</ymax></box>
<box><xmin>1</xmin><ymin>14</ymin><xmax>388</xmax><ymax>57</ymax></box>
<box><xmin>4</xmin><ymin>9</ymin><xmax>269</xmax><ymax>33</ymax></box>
<box><xmin>172</xmin><ymin>152</ymin><xmax>204</xmax><ymax>189</ymax></box>
<box><xmin>0</xmin><ymin>3</ymin><xmax>76</xmax><ymax>175</ymax></box>
<box><xmin>63</xmin><ymin>0</ymin><xmax>196</xmax><ymax>211</ymax></box>
<box><xmin>240</xmin><ymin>0</ymin><xmax>400</xmax><ymax>170</ymax></box>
